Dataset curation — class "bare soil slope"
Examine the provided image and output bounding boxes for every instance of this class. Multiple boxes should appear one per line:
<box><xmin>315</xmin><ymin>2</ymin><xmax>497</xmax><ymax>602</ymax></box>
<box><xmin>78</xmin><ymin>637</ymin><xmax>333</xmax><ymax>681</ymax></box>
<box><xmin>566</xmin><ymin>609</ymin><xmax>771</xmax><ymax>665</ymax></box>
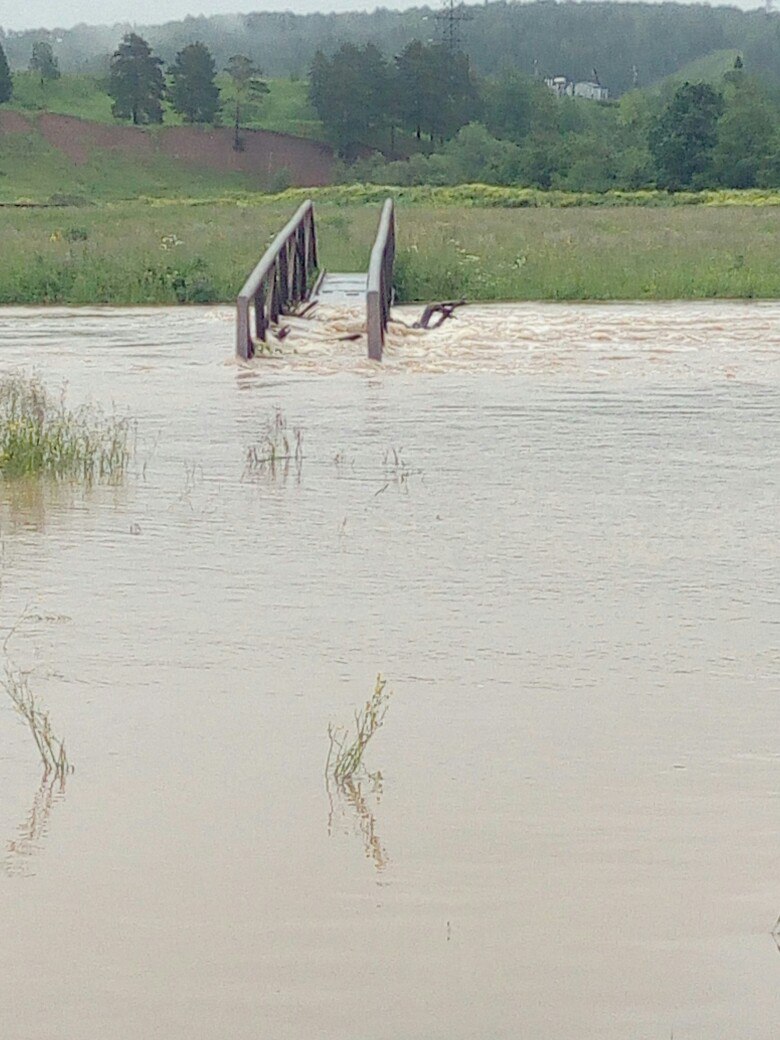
<box><xmin>0</xmin><ymin>112</ymin><xmax>335</xmax><ymax>186</ymax></box>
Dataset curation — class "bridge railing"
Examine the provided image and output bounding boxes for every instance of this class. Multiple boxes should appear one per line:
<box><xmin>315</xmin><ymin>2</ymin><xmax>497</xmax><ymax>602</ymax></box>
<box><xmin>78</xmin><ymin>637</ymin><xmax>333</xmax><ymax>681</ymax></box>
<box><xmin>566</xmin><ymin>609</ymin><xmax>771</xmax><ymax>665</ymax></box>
<box><xmin>236</xmin><ymin>199</ymin><xmax>318</xmax><ymax>359</ymax></box>
<box><xmin>366</xmin><ymin>198</ymin><xmax>395</xmax><ymax>362</ymax></box>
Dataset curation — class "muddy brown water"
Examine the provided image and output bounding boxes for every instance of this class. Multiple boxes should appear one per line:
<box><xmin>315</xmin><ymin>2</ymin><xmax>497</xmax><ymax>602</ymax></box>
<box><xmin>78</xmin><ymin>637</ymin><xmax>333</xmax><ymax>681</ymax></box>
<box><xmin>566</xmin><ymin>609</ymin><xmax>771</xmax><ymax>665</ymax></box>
<box><xmin>0</xmin><ymin>302</ymin><xmax>779</xmax><ymax>1040</ymax></box>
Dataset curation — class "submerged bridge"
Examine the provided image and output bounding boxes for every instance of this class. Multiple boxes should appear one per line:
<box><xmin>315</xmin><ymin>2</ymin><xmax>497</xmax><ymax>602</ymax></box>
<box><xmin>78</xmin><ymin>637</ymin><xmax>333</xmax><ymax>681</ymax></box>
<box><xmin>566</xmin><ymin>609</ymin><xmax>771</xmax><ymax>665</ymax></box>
<box><xmin>236</xmin><ymin>198</ymin><xmax>395</xmax><ymax>362</ymax></box>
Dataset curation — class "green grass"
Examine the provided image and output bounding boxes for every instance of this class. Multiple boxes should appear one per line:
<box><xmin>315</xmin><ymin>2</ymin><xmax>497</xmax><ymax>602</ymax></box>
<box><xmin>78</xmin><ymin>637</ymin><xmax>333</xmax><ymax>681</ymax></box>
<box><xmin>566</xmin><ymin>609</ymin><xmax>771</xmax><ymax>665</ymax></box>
<box><xmin>216</xmin><ymin>74</ymin><xmax>324</xmax><ymax>138</ymax></box>
<box><xmin>0</xmin><ymin>201</ymin><xmax>287</xmax><ymax>303</ymax></box>
<box><xmin>0</xmin><ymin>372</ymin><xmax>131</xmax><ymax>479</ymax></box>
<box><xmin>10</xmin><ymin>72</ymin><xmax>115</xmax><ymax>122</ymax></box>
<box><xmin>1</xmin><ymin>196</ymin><xmax>780</xmax><ymax>304</ymax></box>
<box><xmin>391</xmin><ymin>204</ymin><xmax>780</xmax><ymax>300</ymax></box>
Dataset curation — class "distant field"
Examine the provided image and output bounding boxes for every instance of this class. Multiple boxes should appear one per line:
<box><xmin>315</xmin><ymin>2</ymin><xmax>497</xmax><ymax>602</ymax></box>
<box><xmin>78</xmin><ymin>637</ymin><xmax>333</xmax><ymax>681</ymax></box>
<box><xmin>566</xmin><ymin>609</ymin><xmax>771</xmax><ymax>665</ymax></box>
<box><xmin>7</xmin><ymin>71</ymin><xmax>324</xmax><ymax>137</ymax></box>
<box><xmin>1</xmin><ymin>198</ymin><xmax>779</xmax><ymax>305</ymax></box>
<box><xmin>218</xmin><ymin>76</ymin><xmax>324</xmax><ymax>139</ymax></box>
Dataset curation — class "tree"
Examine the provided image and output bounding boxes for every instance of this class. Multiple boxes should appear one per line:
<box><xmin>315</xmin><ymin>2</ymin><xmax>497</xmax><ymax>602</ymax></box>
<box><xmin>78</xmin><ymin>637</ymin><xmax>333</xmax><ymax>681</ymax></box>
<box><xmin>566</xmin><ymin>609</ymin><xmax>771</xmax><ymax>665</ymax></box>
<box><xmin>483</xmin><ymin>70</ymin><xmax>539</xmax><ymax>144</ymax></box>
<box><xmin>0</xmin><ymin>42</ymin><xmax>12</xmax><ymax>104</ymax></box>
<box><xmin>648</xmin><ymin>82</ymin><xmax>724</xmax><ymax>190</ymax></box>
<box><xmin>225</xmin><ymin>54</ymin><xmax>269</xmax><ymax>150</ymax></box>
<box><xmin>308</xmin><ymin>43</ymin><xmax>391</xmax><ymax>158</ymax></box>
<box><xmin>29</xmin><ymin>41</ymin><xmax>60</xmax><ymax>85</ymax></box>
<box><xmin>394</xmin><ymin>41</ymin><xmax>430</xmax><ymax>141</ymax></box>
<box><xmin>108</xmin><ymin>33</ymin><xmax>165</xmax><ymax>125</ymax></box>
<box><xmin>441</xmin><ymin>123</ymin><xmax>523</xmax><ymax>184</ymax></box>
<box><xmin>168</xmin><ymin>42</ymin><xmax>219</xmax><ymax>124</ymax></box>
<box><xmin>394</xmin><ymin>42</ymin><xmax>477</xmax><ymax>144</ymax></box>
<box><xmin>483</xmin><ymin>69</ymin><xmax>558</xmax><ymax>145</ymax></box>
<box><xmin>712</xmin><ymin>74</ymin><xmax>777</xmax><ymax>188</ymax></box>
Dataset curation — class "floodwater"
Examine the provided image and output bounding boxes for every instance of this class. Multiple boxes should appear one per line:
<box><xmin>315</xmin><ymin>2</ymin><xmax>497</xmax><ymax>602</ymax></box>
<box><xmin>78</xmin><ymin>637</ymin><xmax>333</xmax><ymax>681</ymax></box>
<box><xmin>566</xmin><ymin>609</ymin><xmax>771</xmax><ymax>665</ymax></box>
<box><xmin>0</xmin><ymin>302</ymin><xmax>778</xmax><ymax>1040</ymax></box>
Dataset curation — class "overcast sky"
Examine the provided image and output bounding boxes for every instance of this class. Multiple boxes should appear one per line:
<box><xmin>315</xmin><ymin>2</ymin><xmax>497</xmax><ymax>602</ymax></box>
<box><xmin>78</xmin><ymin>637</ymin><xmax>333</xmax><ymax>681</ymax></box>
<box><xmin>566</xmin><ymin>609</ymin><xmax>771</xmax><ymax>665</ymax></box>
<box><xmin>0</xmin><ymin>0</ymin><xmax>764</xmax><ymax>32</ymax></box>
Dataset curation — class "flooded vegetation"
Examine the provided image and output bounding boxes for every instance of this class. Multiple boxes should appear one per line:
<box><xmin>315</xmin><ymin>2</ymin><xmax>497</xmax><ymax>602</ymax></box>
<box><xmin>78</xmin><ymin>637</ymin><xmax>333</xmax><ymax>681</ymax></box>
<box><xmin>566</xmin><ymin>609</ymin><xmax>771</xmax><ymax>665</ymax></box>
<box><xmin>0</xmin><ymin>303</ymin><xmax>779</xmax><ymax>1039</ymax></box>
<box><xmin>243</xmin><ymin>407</ymin><xmax>303</xmax><ymax>481</ymax></box>
<box><xmin>0</xmin><ymin>373</ymin><xmax>130</xmax><ymax>480</ymax></box>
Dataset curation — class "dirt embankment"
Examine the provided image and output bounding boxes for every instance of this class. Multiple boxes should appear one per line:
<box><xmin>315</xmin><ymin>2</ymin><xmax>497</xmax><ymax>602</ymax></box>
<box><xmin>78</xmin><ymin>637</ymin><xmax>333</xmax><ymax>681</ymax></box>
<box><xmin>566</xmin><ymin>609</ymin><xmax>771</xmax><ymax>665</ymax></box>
<box><xmin>0</xmin><ymin>111</ymin><xmax>335</xmax><ymax>186</ymax></box>
<box><xmin>0</xmin><ymin>110</ymin><xmax>34</xmax><ymax>133</ymax></box>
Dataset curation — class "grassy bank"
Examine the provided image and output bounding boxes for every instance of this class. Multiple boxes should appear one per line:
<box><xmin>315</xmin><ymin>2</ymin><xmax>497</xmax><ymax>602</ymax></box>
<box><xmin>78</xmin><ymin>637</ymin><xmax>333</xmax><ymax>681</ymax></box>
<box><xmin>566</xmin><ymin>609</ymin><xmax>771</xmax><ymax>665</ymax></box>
<box><xmin>0</xmin><ymin>133</ymin><xmax>252</xmax><ymax>204</ymax></box>
<box><xmin>1</xmin><ymin>198</ymin><xmax>780</xmax><ymax>304</ymax></box>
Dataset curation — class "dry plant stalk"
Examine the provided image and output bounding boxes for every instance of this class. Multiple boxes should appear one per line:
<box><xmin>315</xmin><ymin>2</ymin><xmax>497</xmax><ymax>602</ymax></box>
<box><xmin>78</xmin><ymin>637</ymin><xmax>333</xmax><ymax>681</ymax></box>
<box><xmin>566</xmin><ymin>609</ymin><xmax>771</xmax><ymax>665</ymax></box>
<box><xmin>326</xmin><ymin>674</ymin><xmax>392</xmax><ymax>783</ymax></box>
<box><xmin>244</xmin><ymin>407</ymin><xmax>303</xmax><ymax>479</ymax></box>
<box><xmin>2</xmin><ymin>669</ymin><xmax>71</xmax><ymax>778</ymax></box>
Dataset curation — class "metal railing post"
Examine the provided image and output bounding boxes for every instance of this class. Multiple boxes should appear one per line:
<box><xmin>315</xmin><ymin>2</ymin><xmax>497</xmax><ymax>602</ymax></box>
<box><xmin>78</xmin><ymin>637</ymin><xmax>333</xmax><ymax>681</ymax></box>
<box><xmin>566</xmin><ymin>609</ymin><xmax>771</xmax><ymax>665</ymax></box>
<box><xmin>235</xmin><ymin>199</ymin><xmax>317</xmax><ymax>358</ymax></box>
<box><xmin>237</xmin><ymin>297</ymin><xmax>252</xmax><ymax>360</ymax></box>
<box><xmin>366</xmin><ymin>198</ymin><xmax>395</xmax><ymax>362</ymax></box>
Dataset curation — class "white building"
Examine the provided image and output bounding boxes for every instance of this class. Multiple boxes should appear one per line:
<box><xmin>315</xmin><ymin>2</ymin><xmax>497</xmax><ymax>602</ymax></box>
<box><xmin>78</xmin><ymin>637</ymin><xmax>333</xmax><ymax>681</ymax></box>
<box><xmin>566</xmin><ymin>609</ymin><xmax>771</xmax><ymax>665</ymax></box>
<box><xmin>544</xmin><ymin>76</ymin><xmax>573</xmax><ymax>98</ymax></box>
<box><xmin>574</xmin><ymin>81</ymin><xmax>609</xmax><ymax>101</ymax></box>
<box><xmin>545</xmin><ymin>76</ymin><xmax>609</xmax><ymax>101</ymax></box>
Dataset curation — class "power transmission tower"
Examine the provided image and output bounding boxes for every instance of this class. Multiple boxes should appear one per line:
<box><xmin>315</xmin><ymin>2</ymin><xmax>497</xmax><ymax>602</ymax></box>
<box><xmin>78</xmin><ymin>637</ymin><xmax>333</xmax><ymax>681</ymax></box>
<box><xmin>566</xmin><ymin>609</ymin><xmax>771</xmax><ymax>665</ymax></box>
<box><xmin>435</xmin><ymin>0</ymin><xmax>472</xmax><ymax>53</ymax></box>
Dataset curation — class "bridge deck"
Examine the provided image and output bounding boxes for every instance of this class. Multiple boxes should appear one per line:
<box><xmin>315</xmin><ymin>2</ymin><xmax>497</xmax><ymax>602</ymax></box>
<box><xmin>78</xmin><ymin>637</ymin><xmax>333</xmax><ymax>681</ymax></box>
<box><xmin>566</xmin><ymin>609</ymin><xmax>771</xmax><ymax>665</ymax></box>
<box><xmin>312</xmin><ymin>272</ymin><xmax>368</xmax><ymax>305</ymax></box>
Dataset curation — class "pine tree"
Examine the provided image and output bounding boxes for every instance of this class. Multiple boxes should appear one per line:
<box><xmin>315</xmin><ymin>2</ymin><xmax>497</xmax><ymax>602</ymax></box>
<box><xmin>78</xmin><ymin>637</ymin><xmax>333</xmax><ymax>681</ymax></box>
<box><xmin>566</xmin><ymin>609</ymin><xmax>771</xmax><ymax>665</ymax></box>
<box><xmin>308</xmin><ymin>43</ymin><xmax>391</xmax><ymax>158</ymax></box>
<box><xmin>225</xmin><ymin>55</ymin><xmax>268</xmax><ymax>150</ymax></box>
<box><xmin>29</xmin><ymin>42</ymin><xmax>60</xmax><ymax>85</ymax></box>
<box><xmin>394</xmin><ymin>42</ymin><xmax>477</xmax><ymax>145</ymax></box>
<box><xmin>649</xmin><ymin>82</ymin><xmax>725</xmax><ymax>190</ymax></box>
<box><xmin>108</xmin><ymin>33</ymin><xmax>165</xmax><ymax>126</ymax></box>
<box><xmin>168</xmin><ymin>42</ymin><xmax>220</xmax><ymax>124</ymax></box>
<box><xmin>0</xmin><ymin>43</ymin><xmax>12</xmax><ymax>105</ymax></box>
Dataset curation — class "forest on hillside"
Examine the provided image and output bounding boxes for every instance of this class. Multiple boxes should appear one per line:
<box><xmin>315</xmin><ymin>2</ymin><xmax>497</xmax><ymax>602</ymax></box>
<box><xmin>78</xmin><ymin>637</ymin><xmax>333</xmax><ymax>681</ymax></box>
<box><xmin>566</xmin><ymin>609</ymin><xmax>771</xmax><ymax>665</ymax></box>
<box><xmin>2</xmin><ymin>2</ymin><xmax>780</xmax><ymax>93</ymax></box>
<box><xmin>3</xmin><ymin>22</ymin><xmax>778</xmax><ymax>195</ymax></box>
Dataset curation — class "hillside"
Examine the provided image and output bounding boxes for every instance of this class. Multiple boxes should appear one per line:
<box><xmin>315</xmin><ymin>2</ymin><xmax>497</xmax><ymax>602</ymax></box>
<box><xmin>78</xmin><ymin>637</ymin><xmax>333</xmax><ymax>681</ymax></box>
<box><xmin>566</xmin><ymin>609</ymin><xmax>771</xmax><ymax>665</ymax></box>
<box><xmin>0</xmin><ymin>111</ymin><xmax>334</xmax><ymax>203</ymax></box>
<box><xmin>2</xmin><ymin>2</ymin><xmax>780</xmax><ymax>95</ymax></box>
<box><xmin>651</xmin><ymin>48</ymin><xmax>743</xmax><ymax>95</ymax></box>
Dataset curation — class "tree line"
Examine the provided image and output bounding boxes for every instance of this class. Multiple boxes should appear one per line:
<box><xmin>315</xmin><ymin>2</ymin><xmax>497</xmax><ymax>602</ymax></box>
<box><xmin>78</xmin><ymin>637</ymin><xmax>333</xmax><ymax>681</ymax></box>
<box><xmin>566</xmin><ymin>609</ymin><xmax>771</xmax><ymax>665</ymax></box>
<box><xmin>312</xmin><ymin>43</ymin><xmax>780</xmax><ymax>193</ymax></box>
<box><xmin>3</xmin><ymin>2</ymin><xmax>780</xmax><ymax>92</ymax></box>
<box><xmin>309</xmin><ymin>41</ymin><xmax>478</xmax><ymax>160</ymax></box>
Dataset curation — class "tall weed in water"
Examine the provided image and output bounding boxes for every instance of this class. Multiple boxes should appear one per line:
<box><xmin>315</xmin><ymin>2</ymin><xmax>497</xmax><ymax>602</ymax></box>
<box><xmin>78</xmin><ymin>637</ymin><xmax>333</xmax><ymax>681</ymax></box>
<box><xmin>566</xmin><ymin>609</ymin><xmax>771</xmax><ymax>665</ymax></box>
<box><xmin>2</xmin><ymin>668</ymin><xmax>71</xmax><ymax>778</ymax></box>
<box><xmin>0</xmin><ymin>374</ymin><xmax>130</xmax><ymax>481</ymax></box>
<box><xmin>326</xmin><ymin>674</ymin><xmax>392</xmax><ymax>783</ymax></box>
<box><xmin>325</xmin><ymin>675</ymin><xmax>392</xmax><ymax>873</ymax></box>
